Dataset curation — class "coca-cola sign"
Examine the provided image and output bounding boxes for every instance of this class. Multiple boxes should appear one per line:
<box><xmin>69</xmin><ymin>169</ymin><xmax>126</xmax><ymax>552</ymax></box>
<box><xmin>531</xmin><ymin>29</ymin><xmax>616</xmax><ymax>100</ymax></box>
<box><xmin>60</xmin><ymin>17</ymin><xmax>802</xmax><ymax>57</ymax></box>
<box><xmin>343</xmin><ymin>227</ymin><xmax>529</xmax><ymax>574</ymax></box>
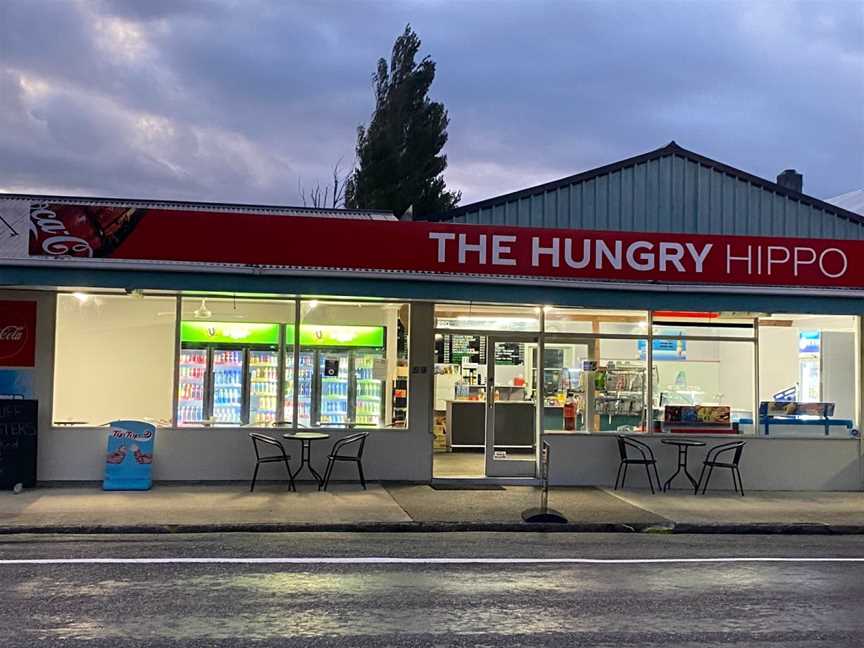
<box><xmin>0</xmin><ymin>301</ymin><xmax>36</xmax><ymax>367</ymax></box>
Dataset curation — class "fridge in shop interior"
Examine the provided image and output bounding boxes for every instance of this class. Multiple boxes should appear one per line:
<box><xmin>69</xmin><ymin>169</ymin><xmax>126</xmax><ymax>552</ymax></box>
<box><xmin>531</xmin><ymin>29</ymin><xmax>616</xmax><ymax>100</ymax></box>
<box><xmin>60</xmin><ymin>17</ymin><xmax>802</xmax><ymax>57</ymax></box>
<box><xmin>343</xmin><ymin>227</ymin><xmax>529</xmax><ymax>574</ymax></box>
<box><xmin>354</xmin><ymin>352</ymin><xmax>384</xmax><ymax>426</ymax></box>
<box><xmin>176</xmin><ymin>321</ymin><xmax>281</xmax><ymax>425</ymax></box>
<box><xmin>284</xmin><ymin>350</ymin><xmax>314</xmax><ymax>426</ymax></box>
<box><xmin>285</xmin><ymin>324</ymin><xmax>386</xmax><ymax>427</ymax></box>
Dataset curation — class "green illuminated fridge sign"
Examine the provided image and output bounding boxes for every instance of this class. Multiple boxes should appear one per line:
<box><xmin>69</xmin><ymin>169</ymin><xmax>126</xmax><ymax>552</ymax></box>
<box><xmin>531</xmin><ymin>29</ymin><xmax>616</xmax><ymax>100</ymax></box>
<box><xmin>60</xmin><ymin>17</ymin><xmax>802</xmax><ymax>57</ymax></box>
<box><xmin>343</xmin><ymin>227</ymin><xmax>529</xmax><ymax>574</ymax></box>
<box><xmin>287</xmin><ymin>324</ymin><xmax>384</xmax><ymax>348</ymax></box>
<box><xmin>180</xmin><ymin>322</ymin><xmax>384</xmax><ymax>348</ymax></box>
<box><xmin>180</xmin><ymin>322</ymin><xmax>280</xmax><ymax>345</ymax></box>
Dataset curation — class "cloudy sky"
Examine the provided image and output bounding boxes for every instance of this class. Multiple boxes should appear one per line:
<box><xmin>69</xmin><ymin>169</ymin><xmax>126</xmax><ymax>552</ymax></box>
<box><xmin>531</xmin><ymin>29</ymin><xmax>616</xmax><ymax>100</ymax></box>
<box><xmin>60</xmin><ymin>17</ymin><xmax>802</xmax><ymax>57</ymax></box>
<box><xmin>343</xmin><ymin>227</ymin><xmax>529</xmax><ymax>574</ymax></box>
<box><xmin>1</xmin><ymin>0</ymin><xmax>862</xmax><ymax>209</ymax></box>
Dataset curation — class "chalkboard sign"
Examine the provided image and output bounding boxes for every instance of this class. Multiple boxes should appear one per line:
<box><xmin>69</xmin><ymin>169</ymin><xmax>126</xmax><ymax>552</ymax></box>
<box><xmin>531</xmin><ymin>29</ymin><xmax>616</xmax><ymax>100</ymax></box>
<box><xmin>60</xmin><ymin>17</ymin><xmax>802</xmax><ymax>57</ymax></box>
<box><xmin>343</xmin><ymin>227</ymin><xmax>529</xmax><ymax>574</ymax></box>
<box><xmin>0</xmin><ymin>399</ymin><xmax>37</xmax><ymax>489</ymax></box>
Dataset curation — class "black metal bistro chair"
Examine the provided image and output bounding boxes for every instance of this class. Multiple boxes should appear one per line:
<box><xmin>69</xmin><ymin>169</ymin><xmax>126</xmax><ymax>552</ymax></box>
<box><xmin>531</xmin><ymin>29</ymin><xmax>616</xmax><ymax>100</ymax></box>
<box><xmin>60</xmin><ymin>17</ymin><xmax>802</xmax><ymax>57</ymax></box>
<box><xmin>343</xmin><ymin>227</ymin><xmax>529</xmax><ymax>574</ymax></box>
<box><xmin>248</xmin><ymin>433</ymin><xmax>296</xmax><ymax>492</ymax></box>
<box><xmin>615</xmin><ymin>435</ymin><xmax>662</xmax><ymax>494</ymax></box>
<box><xmin>320</xmin><ymin>431</ymin><xmax>369</xmax><ymax>491</ymax></box>
<box><xmin>696</xmin><ymin>441</ymin><xmax>746</xmax><ymax>496</ymax></box>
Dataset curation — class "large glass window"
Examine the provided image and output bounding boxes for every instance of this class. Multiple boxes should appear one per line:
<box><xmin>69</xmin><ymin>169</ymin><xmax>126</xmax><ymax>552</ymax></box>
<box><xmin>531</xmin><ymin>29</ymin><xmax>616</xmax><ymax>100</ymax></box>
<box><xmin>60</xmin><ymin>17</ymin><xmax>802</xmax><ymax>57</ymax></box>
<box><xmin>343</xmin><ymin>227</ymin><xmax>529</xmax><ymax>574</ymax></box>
<box><xmin>177</xmin><ymin>296</ymin><xmax>293</xmax><ymax>426</ymax></box>
<box><xmin>758</xmin><ymin>314</ymin><xmax>857</xmax><ymax>425</ymax></box>
<box><xmin>54</xmin><ymin>293</ymin><xmax>176</xmax><ymax>426</ymax></box>
<box><xmin>542</xmin><ymin>338</ymin><xmax>648</xmax><ymax>433</ymax></box>
<box><xmin>299</xmin><ymin>300</ymin><xmax>409</xmax><ymax>429</ymax></box>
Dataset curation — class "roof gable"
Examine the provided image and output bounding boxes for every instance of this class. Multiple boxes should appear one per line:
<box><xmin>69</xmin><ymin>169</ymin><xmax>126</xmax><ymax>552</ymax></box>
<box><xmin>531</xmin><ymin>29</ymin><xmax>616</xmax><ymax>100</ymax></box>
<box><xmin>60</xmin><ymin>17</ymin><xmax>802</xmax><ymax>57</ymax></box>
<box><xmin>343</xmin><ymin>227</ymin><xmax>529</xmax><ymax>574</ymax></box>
<box><xmin>432</xmin><ymin>142</ymin><xmax>864</xmax><ymax>239</ymax></box>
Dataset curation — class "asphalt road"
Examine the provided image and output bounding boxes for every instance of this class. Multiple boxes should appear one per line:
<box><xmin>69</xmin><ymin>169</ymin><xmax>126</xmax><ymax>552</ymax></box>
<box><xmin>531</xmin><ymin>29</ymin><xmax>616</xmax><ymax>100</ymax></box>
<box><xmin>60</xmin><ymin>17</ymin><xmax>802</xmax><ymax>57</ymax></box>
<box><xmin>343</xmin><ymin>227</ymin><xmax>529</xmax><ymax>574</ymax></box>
<box><xmin>0</xmin><ymin>532</ymin><xmax>862</xmax><ymax>647</ymax></box>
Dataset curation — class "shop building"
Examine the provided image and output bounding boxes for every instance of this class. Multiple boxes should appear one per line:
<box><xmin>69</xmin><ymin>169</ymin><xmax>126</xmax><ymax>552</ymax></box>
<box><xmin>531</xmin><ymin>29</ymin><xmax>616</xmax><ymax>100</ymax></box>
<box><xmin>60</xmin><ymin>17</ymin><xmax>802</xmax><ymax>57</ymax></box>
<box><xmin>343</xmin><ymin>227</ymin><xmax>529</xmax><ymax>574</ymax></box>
<box><xmin>1</xmin><ymin>142</ymin><xmax>863</xmax><ymax>490</ymax></box>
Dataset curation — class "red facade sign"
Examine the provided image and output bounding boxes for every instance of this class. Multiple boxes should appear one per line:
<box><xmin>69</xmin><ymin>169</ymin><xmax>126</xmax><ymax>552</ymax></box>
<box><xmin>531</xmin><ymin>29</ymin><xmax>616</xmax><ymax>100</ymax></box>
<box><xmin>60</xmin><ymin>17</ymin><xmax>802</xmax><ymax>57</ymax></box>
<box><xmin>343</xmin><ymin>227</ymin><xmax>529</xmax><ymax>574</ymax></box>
<box><xmin>0</xmin><ymin>301</ymin><xmax>37</xmax><ymax>367</ymax></box>
<box><xmin>24</xmin><ymin>202</ymin><xmax>862</xmax><ymax>291</ymax></box>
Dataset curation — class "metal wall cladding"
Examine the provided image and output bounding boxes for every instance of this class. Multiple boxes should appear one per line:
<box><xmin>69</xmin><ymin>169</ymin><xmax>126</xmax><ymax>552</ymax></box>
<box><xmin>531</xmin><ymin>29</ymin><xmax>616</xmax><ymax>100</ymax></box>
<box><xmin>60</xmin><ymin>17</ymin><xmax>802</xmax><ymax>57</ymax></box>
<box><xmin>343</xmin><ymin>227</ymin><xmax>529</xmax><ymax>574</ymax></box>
<box><xmin>448</xmin><ymin>154</ymin><xmax>864</xmax><ymax>240</ymax></box>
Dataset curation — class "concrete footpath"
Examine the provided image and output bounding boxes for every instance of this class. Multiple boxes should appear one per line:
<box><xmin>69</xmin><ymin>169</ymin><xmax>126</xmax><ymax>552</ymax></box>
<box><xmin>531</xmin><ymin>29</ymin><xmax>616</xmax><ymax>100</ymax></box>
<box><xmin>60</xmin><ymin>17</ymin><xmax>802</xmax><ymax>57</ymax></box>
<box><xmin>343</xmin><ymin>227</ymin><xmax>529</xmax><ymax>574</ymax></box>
<box><xmin>0</xmin><ymin>483</ymin><xmax>862</xmax><ymax>534</ymax></box>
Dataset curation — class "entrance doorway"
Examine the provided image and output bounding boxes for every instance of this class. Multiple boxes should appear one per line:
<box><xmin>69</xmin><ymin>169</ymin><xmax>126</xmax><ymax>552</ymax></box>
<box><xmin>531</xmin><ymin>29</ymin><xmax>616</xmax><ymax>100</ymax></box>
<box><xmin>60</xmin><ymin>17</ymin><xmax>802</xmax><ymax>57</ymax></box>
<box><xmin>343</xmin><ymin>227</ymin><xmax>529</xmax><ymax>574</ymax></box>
<box><xmin>432</xmin><ymin>334</ymin><xmax>539</xmax><ymax>479</ymax></box>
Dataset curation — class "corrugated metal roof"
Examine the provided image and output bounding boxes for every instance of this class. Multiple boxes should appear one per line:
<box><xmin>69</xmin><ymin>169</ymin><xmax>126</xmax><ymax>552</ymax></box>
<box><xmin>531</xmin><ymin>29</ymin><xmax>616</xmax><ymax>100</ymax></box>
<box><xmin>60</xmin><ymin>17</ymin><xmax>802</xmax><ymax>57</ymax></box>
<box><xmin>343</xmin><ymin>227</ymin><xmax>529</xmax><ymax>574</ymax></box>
<box><xmin>427</xmin><ymin>142</ymin><xmax>864</xmax><ymax>240</ymax></box>
<box><xmin>0</xmin><ymin>192</ymin><xmax>397</xmax><ymax>221</ymax></box>
<box><xmin>827</xmin><ymin>190</ymin><xmax>864</xmax><ymax>217</ymax></box>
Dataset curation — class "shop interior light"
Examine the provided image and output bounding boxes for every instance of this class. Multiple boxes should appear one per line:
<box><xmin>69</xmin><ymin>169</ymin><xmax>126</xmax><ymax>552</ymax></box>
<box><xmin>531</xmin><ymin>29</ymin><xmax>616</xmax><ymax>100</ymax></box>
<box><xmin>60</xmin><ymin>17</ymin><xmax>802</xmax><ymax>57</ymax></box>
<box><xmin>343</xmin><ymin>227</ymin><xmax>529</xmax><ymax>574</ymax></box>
<box><xmin>72</xmin><ymin>292</ymin><xmax>89</xmax><ymax>303</ymax></box>
<box><xmin>193</xmin><ymin>299</ymin><xmax>212</xmax><ymax>319</ymax></box>
<box><xmin>307</xmin><ymin>300</ymin><xmax>319</xmax><ymax>310</ymax></box>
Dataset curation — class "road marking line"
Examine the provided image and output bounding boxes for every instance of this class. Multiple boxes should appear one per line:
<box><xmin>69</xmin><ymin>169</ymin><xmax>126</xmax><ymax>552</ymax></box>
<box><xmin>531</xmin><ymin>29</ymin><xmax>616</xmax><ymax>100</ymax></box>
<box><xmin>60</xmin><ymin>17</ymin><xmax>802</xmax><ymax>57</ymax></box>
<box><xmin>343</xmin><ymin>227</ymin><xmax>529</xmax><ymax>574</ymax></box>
<box><xmin>0</xmin><ymin>557</ymin><xmax>862</xmax><ymax>565</ymax></box>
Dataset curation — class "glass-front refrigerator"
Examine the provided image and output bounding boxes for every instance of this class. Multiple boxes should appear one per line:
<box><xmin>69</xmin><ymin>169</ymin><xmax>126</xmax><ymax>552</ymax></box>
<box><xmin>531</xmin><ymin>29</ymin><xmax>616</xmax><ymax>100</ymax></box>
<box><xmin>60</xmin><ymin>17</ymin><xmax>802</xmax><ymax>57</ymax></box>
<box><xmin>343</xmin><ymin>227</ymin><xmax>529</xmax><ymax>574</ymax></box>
<box><xmin>177</xmin><ymin>349</ymin><xmax>206</xmax><ymax>425</ymax></box>
<box><xmin>212</xmin><ymin>349</ymin><xmax>244</xmax><ymax>424</ymax></box>
<box><xmin>284</xmin><ymin>351</ymin><xmax>314</xmax><ymax>426</ymax></box>
<box><xmin>353</xmin><ymin>352</ymin><xmax>384</xmax><ymax>426</ymax></box>
<box><xmin>319</xmin><ymin>351</ymin><xmax>350</xmax><ymax>426</ymax></box>
<box><xmin>177</xmin><ymin>321</ymin><xmax>280</xmax><ymax>426</ymax></box>
<box><xmin>249</xmin><ymin>350</ymin><xmax>279</xmax><ymax>425</ymax></box>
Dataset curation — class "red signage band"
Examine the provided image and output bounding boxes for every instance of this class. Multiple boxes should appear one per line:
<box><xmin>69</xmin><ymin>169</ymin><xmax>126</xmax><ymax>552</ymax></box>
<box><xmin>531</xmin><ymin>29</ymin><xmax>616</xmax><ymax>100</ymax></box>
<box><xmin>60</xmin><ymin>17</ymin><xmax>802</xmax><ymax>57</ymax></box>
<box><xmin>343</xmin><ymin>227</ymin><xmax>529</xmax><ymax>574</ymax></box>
<box><xmin>0</xmin><ymin>300</ymin><xmax>37</xmax><ymax>368</ymax></box>
<box><xmin>25</xmin><ymin>202</ymin><xmax>860</xmax><ymax>290</ymax></box>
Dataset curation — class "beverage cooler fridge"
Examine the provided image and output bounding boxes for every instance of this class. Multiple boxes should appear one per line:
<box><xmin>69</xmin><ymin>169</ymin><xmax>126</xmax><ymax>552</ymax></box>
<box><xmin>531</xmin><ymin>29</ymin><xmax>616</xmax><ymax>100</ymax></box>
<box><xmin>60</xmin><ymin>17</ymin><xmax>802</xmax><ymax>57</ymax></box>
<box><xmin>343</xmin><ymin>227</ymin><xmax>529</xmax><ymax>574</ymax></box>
<box><xmin>282</xmin><ymin>325</ymin><xmax>386</xmax><ymax>428</ymax></box>
<box><xmin>284</xmin><ymin>351</ymin><xmax>314</xmax><ymax>426</ymax></box>
<box><xmin>176</xmin><ymin>322</ymin><xmax>281</xmax><ymax>426</ymax></box>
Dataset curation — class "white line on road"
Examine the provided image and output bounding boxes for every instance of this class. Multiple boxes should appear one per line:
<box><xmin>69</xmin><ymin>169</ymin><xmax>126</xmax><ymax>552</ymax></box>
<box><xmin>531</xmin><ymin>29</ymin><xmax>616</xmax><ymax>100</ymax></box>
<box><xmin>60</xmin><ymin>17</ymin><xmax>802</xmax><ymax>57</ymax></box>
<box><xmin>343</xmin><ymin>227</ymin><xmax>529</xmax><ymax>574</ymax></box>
<box><xmin>0</xmin><ymin>557</ymin><xmax>863</xmax><ymax>565</ymax></box>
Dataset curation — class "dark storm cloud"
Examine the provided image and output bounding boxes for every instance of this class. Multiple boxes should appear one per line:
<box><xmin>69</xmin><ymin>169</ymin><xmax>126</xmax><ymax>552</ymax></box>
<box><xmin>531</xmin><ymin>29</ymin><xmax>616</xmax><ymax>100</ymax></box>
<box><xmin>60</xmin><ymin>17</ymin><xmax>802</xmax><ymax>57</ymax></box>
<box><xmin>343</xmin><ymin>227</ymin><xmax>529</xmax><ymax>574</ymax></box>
<box><xmin>0</xmin><ymin>0</ymin><xmax>861</xmax><ymax>206</ymax></box>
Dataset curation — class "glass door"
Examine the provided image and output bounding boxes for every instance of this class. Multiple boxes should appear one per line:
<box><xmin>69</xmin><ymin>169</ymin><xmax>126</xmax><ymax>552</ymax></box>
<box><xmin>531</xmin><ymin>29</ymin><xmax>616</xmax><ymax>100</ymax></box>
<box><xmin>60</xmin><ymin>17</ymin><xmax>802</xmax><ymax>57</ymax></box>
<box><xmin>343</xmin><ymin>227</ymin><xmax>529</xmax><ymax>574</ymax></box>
<box><xmin>211</xmin><ymin>349</ymin><xmax>244</xmax><ymax>424</ymax></box>
<box><xmin>318</xmin><ymin>350</ymin><xmax>350</xmax><ymax>426</ymax></box>
<box><xmin>485</xmin><ymin>337</ymin><xmax>539</xmax><ymax>477</ymax></box>
<box><xmin>248</xmin><ymin>349</ymin><xmax>278</xmax><ymax>426</ymax></box>
<box><xmin>177</xmin><ymin>348</ymin><xmax>206</xmax><ymax>425</ymax></box>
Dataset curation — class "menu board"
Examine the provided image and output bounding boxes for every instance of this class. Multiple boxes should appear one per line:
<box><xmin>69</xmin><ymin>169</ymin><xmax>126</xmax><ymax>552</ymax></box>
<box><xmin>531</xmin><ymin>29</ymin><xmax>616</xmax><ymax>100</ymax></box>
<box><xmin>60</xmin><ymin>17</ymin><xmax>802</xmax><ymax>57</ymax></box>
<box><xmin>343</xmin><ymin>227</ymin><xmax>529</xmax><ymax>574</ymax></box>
<box><xmin>447</xmin><ymin>335</ymin><xmax>485</xmax><ymax>365</ymax></box>
<box><xmin>0</xmin><ymin>399</ymin><xmax>38</xmax><ymax>489</ymax></box>
<box><xmin>495</xmin><ymin>342</ymin><xmax>523</xmax><ymax>365</ymax></box>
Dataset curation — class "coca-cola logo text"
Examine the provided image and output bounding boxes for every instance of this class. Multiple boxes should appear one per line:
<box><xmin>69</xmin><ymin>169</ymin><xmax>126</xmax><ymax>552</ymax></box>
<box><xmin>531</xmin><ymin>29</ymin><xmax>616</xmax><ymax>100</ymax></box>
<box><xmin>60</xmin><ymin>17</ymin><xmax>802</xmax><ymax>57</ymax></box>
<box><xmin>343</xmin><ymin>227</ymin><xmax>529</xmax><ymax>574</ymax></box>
<box><xmin>29</xmin><ymin>203</ymin><xmax>94</xmax><ymax>257</ymax></box>
<box><xmin>0</xmin><ymin>326</ymin><xmax>24</xmax><ymax>341</ymax></box>
<box><xmin>0</xmin><ymin>301</ymin><xmax>36</xmax><ymax>366</ymax></box>
<box><xmin>0</xmin><ymin>324</ymin><xmax>29</xmax><ymax>361</ymax></box>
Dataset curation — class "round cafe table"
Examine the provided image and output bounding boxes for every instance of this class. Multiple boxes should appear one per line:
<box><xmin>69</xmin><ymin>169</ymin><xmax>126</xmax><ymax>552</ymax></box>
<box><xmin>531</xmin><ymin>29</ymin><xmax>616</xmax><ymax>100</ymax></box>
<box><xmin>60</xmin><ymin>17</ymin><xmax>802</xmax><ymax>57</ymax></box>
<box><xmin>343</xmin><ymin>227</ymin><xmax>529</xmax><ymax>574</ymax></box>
<box><xmin>282</xmin><ymin>432</ymin><xmax>330</xmax><ymax>486</ymax></box>
<box><xmin>660</xmin><ymin>438</ymin><xmax>705</xmax><ymax>492</ymax></box>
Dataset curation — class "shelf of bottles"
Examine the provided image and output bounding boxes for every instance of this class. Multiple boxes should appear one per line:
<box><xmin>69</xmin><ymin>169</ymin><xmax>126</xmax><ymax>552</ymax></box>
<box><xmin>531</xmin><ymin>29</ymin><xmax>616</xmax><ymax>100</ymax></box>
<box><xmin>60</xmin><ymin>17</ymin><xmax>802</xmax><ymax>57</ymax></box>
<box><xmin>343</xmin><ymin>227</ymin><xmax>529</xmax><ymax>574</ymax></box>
<box><xmin>320</xmin><ymin>353</ymin><xmax>349</xmax><ymax>425</ymax></box>
<box><xmin>354</xmin><ymin>354</ymin><xmax>383</xmax><ymax>426</ymax></box>
<box><xmin>177</xmin><ymin>349</ymin><xmax>206</xmax><ymax>425</ymax></box>
<box><xmin>249</xmin><ymin>350</ymin><xmax>278</xmax><ymax>426</ymax></box>
<box><xmin>213</xmin><ymin>350</ymin><xmax>243</xmax><ymax>424</ymax></box>
<box><xmin>284</xmin><ymin>351</ymin><xmax>313</xmax><ymax>426</ymax></box>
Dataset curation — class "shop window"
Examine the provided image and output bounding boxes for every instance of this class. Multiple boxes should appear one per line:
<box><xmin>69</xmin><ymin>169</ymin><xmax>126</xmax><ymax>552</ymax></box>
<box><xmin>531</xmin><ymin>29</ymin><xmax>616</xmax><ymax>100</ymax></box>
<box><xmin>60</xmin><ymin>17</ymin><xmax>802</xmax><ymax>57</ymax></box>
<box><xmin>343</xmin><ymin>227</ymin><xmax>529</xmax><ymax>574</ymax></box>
<box><xmin>544</xmin><ymin>308</ymin><xmax>649</xmax><ymax>335</ymax></box>
<box><xmin>541</xmin><ymin>339</ymin><xmax>648</xmax><ymax>433</ymax></box>
<box><xmin>298</xmin><ymin>300</ymin><xmax>409</xmax><ymax>429</ymax></box>
<box><xmin>758</xmin><ymin>315</ymin><xmax>857</xmax><ymax>426</ymax></box>
<box><xmin>53</xmin><ymin>294</ymin><xmax>177</xmax><ymax>426</ymax></box>
<box><xmin>654</xmin><ymin>338</ymin><xmax>755</xmax><ymax>434</ymax></box>
<box><xmin>434</xmin><ymin>304</ymin><xmax>540</xmax><ymax>332</ymax></box>
<box><xmin>177</xmin><ymin>296</ymin><xmax>294</xmax><ymax>426</ymax></box>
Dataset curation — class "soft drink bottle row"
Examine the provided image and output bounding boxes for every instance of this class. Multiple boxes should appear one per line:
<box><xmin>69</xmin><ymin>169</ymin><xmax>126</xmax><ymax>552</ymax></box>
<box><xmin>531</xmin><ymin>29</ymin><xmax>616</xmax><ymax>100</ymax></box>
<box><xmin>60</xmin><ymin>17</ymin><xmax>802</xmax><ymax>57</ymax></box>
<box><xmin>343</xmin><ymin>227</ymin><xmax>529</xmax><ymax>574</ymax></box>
<box><xmin>253</xmin><ymin>367</ymin><xmax>278</xmax><ymax>381</ymax></box>
<box><xmin>251</xmin><ymin>381</ymin><xmax>276</xmax><ymax>395</ymax></box>
<box><xmin>179</xmin><ymin>404</ymin><xmax>203</xmax><ymax>422</ymax></box>
<box><xmin>180</xmin><ymin>383</ymin><xmax>204</xmax><ymax>401</ymax></box>
<box><xmin>180</xmin><ymin>366</ymin><xmax>205</xmax><ymax>380</ymax></box>
<box><xmin>215</xmin><ymin>351</ymin><xmax>242</xmax><ymax>365</ymax></box>
<box><xmin>253</xmin><ymin>396</ymin><xmax>277</xmax><ymax>412</ymax></box>
<box><xmin>215</xmin><ymin>387</ymin><xmax>241</xmax><ymax>405</ymax></box>
<box><xmin>323</xmin><ymin>380</ymin><xmax>349</xmax><ymax>396</ymax></box>
<box><xmin>182</xmin><ymin>352</ymin><xmax>206</xmax><ymax>365</ymax></box>
<box><xmin>215</xmin><ymin>369</ymin><xmax>242</xmax><ymax>386</ymax></box>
